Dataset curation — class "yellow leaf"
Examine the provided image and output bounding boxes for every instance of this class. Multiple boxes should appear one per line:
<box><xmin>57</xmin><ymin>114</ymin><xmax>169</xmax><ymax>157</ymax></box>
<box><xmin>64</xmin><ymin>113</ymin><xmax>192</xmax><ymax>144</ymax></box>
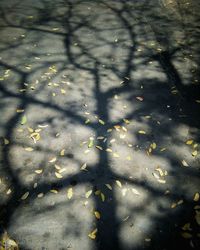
<box><xmin>113</xmin><ymin>153</ymin><xmax>119</xmax><ymax>158</ymax></box>
<box><xmin>28</xmin><ymin>127</ymin><xmax>34</xmax><ymax>132</ymax></box>
<box><xmin>49</xmin><ymin>157</ymin><xmax>57</xmax><ymax>163</ymax></box>
<box><xmin>4</xmin><ymin>138</ymin><xmax>9</xmax><ymax>145</ymax></box>
<box><xmin>105</xmin><ymin>184</ymin><xmax>112</xmax><ymax>190</ymax></box>
<box><xmin>50</xmin><ymin>189</ymin><xmax>58</xmax><ymax>194</ymax></box>
<box><xmin>194</xmin><ymin>192</ymin><xmax>200</xmax><ymax>202</ymax></box>
<box><xmin>35</xmin><ymin>169</ymin><xmax>43</xmax><ymax>174</ymax></box>
<box><xmin>96</xmin><ymin>145</ymin><xmax>103</xmax><ymax>150</ymax></box>
<box><xmin>106</xmin><ymin>148</ymin><xmax>112</xmax><ymax>152</ymax></box>
<box><xmin>16</xmin><ymin>109</ymin><xmax>24</xmax><ymax>113</ymax></box>
<box><xmin>55</xmin><ymin>172</ymin><xmax>63</xmax><ymax>179</ymax></box>
<box><xmin>95</xmin><ymin>190</ymin><xmax>101</xmax><ymax>195</ymax></box>
<box><xmin>37</xmin><ymin>193</ymin><xmax>44</xmax><ymax>198</ymax></box>
<box><xmin>99</xmin><ymin>119</ymin><xmax>105</xmax><ymax>125</ymax></box>
<box><xmin>81</xmin><ymin>163</ymin><xmax>87</xmax><ymax>171</ymax></box>
<box><xmin>85</xmin><ymin>190</ymin><xmax>92</xmax><ymax>198</ymax></box>
<box><xmin>94</xmin><ymin>211</ymin><xmax>101</xmax><ymax>219</ymax></box>
<box><xmin>138</xmin><ymin>130</ymin><xmax>146</xmax><ymax>134</ymax></box>
<box><xmin>182</xmin><ymin>223</ymin><xmax>192</xmax><ymax>231</ymax></box>
<box><xmin>21</xmin><ymin>192</ymin><xmax>29</xmax><ymax>200</ymax></box>
<box><xmin>181</xmin><ymin>160</ymin><xmax>189</xmax><ymax>167</ymax></box>
<box><xmin>30</xmin><ymin>132</ymin><xmax>40</xmax><ymax>141</ymax></box>
<box><xmin>186</xmin><ymin>140</ymin><xmax>193</xmax><ymax>145</ymax></box>
<box><xmin>25</xmin><ymin>147</ymin><xmax>34</xmax><ymax>152</ymax></box>
<box><xmin>61</xmin><ymin>89</ymin><xmax>66</xmax><ymax>94</ymax></box>
<box><xmin>116</xmin><ymin>180</ymin><xmax>122</xmax><ymax>188</ymax></box>
<box><xmin>88</xmin><ymin>228</ymin><xmax>97</xmax><ymax>240</ymax></box>
<box><xmin>60</xmin><ymin>149</ymin><xmax>65</xmax><ymax>156</ymax></box>
<box><xmin>100</xmin><ymin>192</ymin><xmax>105</xmax><ymax>202</ymax></box>
<box><xmin>67</xmin><ymin>188</ymin><xmax>73</xmax><ymax>199</ymax></box>
<box><xmin>54</xmin><ymin>164</ymin><xmax>61</xmax><ymax>170</ymax></box>
<box><xmin>152</xmin><ymin>142</ymin><xmax>157</xmax><ymax>149</ymax></box>
<box><xmin>192</xmin><ymin>150</ymin><xmax>197</xmax><ymax>156</ymax></box>
<box><xmin>171</xmin><ymin>202</ymin><xmax>177</xmax><ymax>208</ymax></box>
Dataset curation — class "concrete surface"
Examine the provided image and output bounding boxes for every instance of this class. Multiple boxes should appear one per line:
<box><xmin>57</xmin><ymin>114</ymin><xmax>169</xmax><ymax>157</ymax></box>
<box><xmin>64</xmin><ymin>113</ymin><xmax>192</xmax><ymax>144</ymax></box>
<box><xmin>0</xmin><ymin>0</ymin><xmax>200</xmax><ymax>249</ymax></box>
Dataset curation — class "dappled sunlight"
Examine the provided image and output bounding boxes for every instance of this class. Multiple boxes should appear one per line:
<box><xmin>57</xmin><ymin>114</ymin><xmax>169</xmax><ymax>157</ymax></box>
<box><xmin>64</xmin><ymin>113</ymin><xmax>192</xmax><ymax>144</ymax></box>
<box><xmin>0</xmin><ymin>0</ymin><xmax>200</xmax><ymax>249</ymax></box>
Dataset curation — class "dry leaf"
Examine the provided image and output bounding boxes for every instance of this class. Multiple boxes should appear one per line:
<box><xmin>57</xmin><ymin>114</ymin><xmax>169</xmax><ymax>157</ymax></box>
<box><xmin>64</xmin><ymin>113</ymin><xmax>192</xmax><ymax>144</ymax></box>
<box><xmin>186</xmin><ymin>140</ymin><xmax>193</xmax><ymax>145</ymax></box>
<box><xmin>136</xmin><ymin>96</ymin><xmax>143</xmax><ymax>101</ymax></box>
<box><xmin>21</xmin><ymin>192</ymin><xmax>29</xmax><ymax>200</ymax></box>
<box><xmin>99</xmin><ymin>119</ymin><xmax>105</xmax><ymax>125</ymax></box>
<box><xmin>100</xmin><ymin>192</ymin><xmax>105</xmax><ymax>202</ymax></box>
<box><xmin>132</xmin><ymin>188</ymin><xmax>140</xmax><ymax>195</ymax></box>
<box><xmin>96</xmin><ymin>145</ymin><xmax>103</xmax><ymax>150</ymax></box>
<box><xmin>25</xmin><ymin>147</ymin><xmax>34</xmax><ymax>152</ymax></box>
<box><xmin>50</xmin><ymin>189</ymin><xmax>58</xmax><ymax>194</ymax></box>
<box><xmin>181</xmin><ymin>160</ymin><xmax>189</xmax><ymax>167</ymax></box>
<box><xmin>81</xmin><ymin>163</ymin><xmax>87</xmax><ymax>170</ymax></box>
<box><xmin>60</xmin><ymin>149</ymin><xmax>65</xmax><ymax>156</ymax></box>
<box><xmin>116</xmin><ymin>180</ymin><xmax>122</xmax><ymax>188</ymax></box>
<box><xmin>94</xmin><ymin>211</ymin><xmax>101</xmax><ymax>219</ymax></box>
<box><xmin>181</xmin><ymin>232</ymin><xmax>192</xmax><ymax>239</ymax></box>
<box><xmin>55</xmin><ymin>172</ymin><xmax>63</xmax><ymax>179</ymax></box>
<box><xmin>37</xmin><ymin>193</ymin><xmax>44</xmax><ymax>198</ymax></box>
<box><xmin>152</xmin><ymin>142</ymin><xmax>157</xmax><ymax>149</ymax></box>
<box><xmin>35</xmin><ymin>169</ymin><xmax>43</xmax><ymax>174</ymax></box>
<box><xmin>88</xmin><ymin>228</ymin><xmax>97</xmax><ymax>240</ymax></box>
<box><xmin>49</xmin><ymin>157</ymin><xmax>57</xmax><ymax>163</ymax></box>
<box><xmin>85</xmin><ymin>190</ymin><xmax>92</xmax><ymax>198</ymax></box>
<box><xmin>138</xmin><ymin>130</ymin><xmax>146</xmax><ymax>134</ymax></box>
<box><xmin>194</xmin><ymin>192</ymin><xmax>200</xmax><ymax>202</ymax></box>
<box><xmin>192</xmin><ymin>150</ymin><xmax>197</xmax><ymax>156</ymax></box>
<box><xmin>105</xmin><ymin>184</ymin><xmax>112</xmax><ymax>190</ymax></box>
<box><xmin>67</xmin><ymin>188</ymin><xmax>73</xmax><ymax>199</ymax></box>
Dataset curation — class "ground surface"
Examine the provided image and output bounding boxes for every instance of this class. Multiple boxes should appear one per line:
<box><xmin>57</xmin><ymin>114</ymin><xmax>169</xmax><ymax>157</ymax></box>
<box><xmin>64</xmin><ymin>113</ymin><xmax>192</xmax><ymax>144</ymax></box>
<box><xmin>0</xmin><ymin>0</ymin><xmax>200</xmax><ymax>249</ymax></box>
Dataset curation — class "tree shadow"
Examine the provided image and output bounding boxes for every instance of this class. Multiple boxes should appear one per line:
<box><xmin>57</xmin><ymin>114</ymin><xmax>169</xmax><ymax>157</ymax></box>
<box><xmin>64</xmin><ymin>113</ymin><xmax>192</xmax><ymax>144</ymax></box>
<box><xmin>0</xmin><ymin>0</ymin><xmax>200</xmax><ymax>249</ymax></box>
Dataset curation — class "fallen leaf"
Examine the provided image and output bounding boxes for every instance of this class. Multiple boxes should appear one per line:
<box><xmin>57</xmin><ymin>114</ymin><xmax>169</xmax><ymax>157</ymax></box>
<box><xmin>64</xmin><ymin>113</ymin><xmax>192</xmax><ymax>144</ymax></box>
<box><xmin>192</xmin><ymin>150</ymin><xmax>197</xmax><ymax>156</ymax></box>
<box><xmin>67</xmin><ymin>188</ymin><xmax>73</xmax><ymax>199</ymax></box>
<box><xmin>181</xmin><ymin>232</ymin><xmax>192</xmax><ymax>239</ymax></box>
<box><xmin>25</xmin><ymin>147</ymin><xmax>34</xmax><ymax>152</ymax></box>
<box><xmin>88</xmin><ymin>228</ymin><xmax>97</xmax><ymax>240</ymax></box>
<box><xmin>85</xmin><ymin>190</ymin><xmax>92</xmax><ymax>198</ymax></box>
<box><xmin>194</xmin><ymin>192</ymin><xmax>200</xmax><ymax>202</ymax></box>
<box><xmin>136</xmin><ymin>96</ymin><xmax>143</xmax><ymax>101</ymax></box>
<box><xmin>105</xmin><ymin>184</ymin><xmax>112</xmax><ymax>190</ymax></box>
<box><xmin>55</xmin><ymin>172</ymin><xmax>63</xmax><ymax>179</ymax></box>
<box><xmin>37</xmin><ymin>193</ymin><xmax>44</xmax><ymax>198</ymax></box>
<box><xmin>181</xmin><ymin>160</ymin><xmax>189</xmax><ymax>167</ymax></box>
<box><xmin>152</xmin><ymin>142</ymin><xmax>157</xmax><ymax>149</ymax></box>
<box><xmin>100</xmin><ymin>192</ymin><xmax>105</xmax><ymax>202</ymax></box>
<box><xmin>182</xmin><ymin>223</ymin><xmax>192</xmax><ymax>231</ymax></box>
<box><xmin>21</xmin><ymin>192</ymin><xmax>29</xmax><ymax>200</ymax></box>
<box><xmin>88</xmin><ymin>137</ymin><xmax>94</xmax><ymax>148</ymax></box>
<box><xmin>132</xmin><ymin>188</ymin><xmax>140</xmax><ymax>195</ymax></box>
<box><xmin>61</xmin><ymin>89</ymin><xmax>66</xmax><ymax>94</ymax></box>
<box><xmin>16</xmin><ymin>109</ymin><xmax>24</xmax><ymax>113</ymax></box>
<box><xmin>60</xmin><ymin>149</ymin><xmax>65</xmax><ymax>156</ymax></box>
<box><xmin>49</xmin><ymin>157</ymin><xmax>57</xmax><ymax>163</ymax></box>
<box><xmin>50</xmin><ymin>189</ymin><xmax>58</xmax><ymax>194</ymax></box>
<box><xmin>186</xmin><ymin>140</ymin><xmax>193</xmax><ymax>145</ymax></box>
<box><xmin>99</xmin><ymin>119</ymin><xmax>105</xmax><ymax>125</ymax></box>
<box><xmin>94</xmin><ymin>211</ymin><xmax>101</xmax><ymax>219</ymax></box>
<box><xmin>21</xmin><ymin>115</ymin><xmax>27</xmax><ymax>125</ymax></box>
<box><xmin>116</xmin><ymin>180</ymin><xmax>122</xmax><ymax>188</ymax></box>
<box><xmin>96</xmin><ymin>145</ymin><xmax>103</xmax><ymax>150</ymax></box>
<box><xmin>4</xmin><ymin>138</ymin><xmax>10</xmax><ymax>145</ymax></box>
<box><xmin>35</xmin><ymin>169</ymin><xmax>43</xmax><ymax>174</ymax></box>
<box><xmin>138</xmin><ymin>130</ymin><xmax>146</xmax><ymax>134</ymax></box>
<box><xmin>81</xmin><ymin>163</ymin><xmax>87</xmax><ymax>170</ymax></box>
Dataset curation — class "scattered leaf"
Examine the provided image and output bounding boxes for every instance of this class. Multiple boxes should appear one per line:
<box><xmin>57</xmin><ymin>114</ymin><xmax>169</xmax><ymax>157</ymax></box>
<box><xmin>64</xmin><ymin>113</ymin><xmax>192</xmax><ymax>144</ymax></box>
<box><xmin>94</xmin><ymin>211</ymin><xmax>101</xmax><ymax>219</ymax></box>
<box><xmin>138</xmin><ymin>130</ymin><xmax>146</xmax><ymax>134</ymax></box>
<box><xmin>181</xmin><ymin>160</ymin><xmax>189</xmax><ymax>167</ymax></box>
<box><xmin>4</xmin><ymin>138</ymin><xmax>9</xmax><ymax>145</ymax></box>
<box><xmin>100</xmin><ymin>192</ymin><xmax>105</xmax><ymax>202</ymax></box>
<box><xmin>181</xmin><ymin>232</ymin><xmax>192</xmax><ymax>239</ymax></box>
<box><xmin>132</xmin><ymin>188</ymin><xmax>140</xmax><ymax>195</ymax></box>
<box><xmin>88</xmin><ymin>137</ymin><xmax>94</xmax><ymax>148</ymax></box>
<box><xmin>192</xmin><ymin>150</ymin><xmax>197</xmax><ymax>156</ymax></box>
<box><xmin>60</xmin><ymin>149</ymin><xmax>65</xmax><ymax>156</ymax></box>
<box><xmin>116</xmin><ymin>180</ymin><xmax>122</xmax><ymax>188</ymax></box>
<box><xmin>88</xmin><ymin>228</ymin><xmax>97</xmax><ymax>240</ymax></box>
<box><xmin>105</xmin><ymin>184</ymin><xmax>112</xmax><ymax>190</ymax></box>
<box><xmin>21</xmin><ymin>192</ymin><xmax>29</xmax><ymax>200</ymax></box>
<box><xmin>35</xmin><ymin>169</ymin><xmax>43</xmax><ymax>174</ymax></box>
<box><xmin>136</xmin><ymin>96</ymin><xmax>143</xmax><ymax>101</ymax></box>
<box><xmin>21</xmin><ymin>115</ymin><xmax>27</xmax><ymax>125</ymax></box>
<box><xmin>99</xmin><ymin>119</ymin><xmax>105</xmax><ymax>125</ymax></box>
<box><xmin>67</xmin><ymin>188</ymin><xmax>73</xmax><ymax>199</ymax></box>
<box><xmin>49</xmin><ymin>157</ymin><xmax>57</xmax><ymax>163</ymax></box>
<box><xmin>85</xmin><ymin>190</ymin><xmax>92</xmax><ymax>198</ymax></box>
<box><xmin>193</xmin><ymin>192</ymin><xmax>200</xmax><ymax>202</ymax></box>
<box><xmin>186</xmin><ymin>140</ymin><xmax>193</xmax><ymax>145</ymax></box>
<box><xmin>25</xmin><ymin>147</ymin><xmax>34</xmax><ymax>152</ymax></box>
<box><xmin>55</xmin><ymin>172</ymin><xmax>63</xmax><ymax>179</ymax></box>
<box><xmin>81</xmin><ymin>163</ymin><xmax>87</xmax><ymax>171</ymax></box>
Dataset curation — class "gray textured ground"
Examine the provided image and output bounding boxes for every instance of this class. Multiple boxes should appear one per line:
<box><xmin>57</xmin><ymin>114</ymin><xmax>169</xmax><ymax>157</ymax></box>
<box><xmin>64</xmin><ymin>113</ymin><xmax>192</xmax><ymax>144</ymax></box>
<box><xmin>0</xmin><ymin>0</ymin><xmax>200</xmax><ymax>249</ymax></box>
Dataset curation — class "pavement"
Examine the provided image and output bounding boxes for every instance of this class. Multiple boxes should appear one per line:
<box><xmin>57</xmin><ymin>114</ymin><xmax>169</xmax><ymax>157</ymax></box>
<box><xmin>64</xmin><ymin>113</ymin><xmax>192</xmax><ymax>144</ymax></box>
<box><xmin>0</xmin><ymin>0</ymin><xmax>200</xmax><ymax>249</ymax></box>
